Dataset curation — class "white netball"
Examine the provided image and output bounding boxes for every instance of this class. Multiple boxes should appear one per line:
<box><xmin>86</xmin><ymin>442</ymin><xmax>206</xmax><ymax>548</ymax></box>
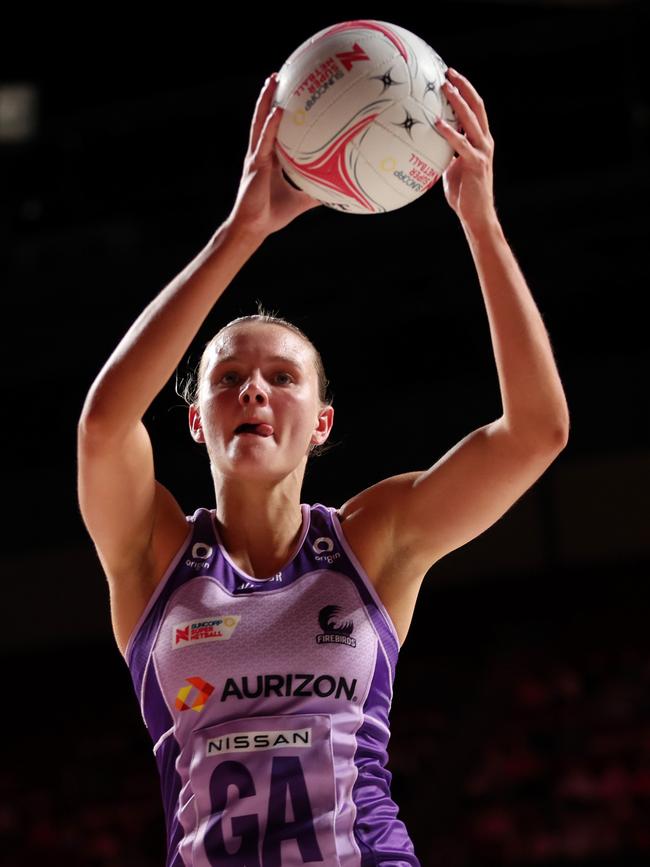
<box><xmin>273</xmin><ymin>19</ymin><xmax>459</xmax><ymax>215</ymax></box>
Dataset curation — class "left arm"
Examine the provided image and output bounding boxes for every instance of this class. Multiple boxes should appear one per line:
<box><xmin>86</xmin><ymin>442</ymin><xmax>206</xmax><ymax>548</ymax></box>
<box><xmin>459</xmin><ymin>209</ymin><xmax>570</xmax><ymax>445</ymax></box>
<box><xmin>438</xmin><ymin>68</ymin><xmax>569</xmax><ymax>444</ymax></box>
<box><xmin>343</xmin><ymin>69</ymin><xmax>569</xmax><ymax>576</ymax></box>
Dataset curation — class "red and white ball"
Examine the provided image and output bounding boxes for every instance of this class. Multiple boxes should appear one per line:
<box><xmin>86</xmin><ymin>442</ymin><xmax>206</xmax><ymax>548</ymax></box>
<box><xmin>274</xmin><ymin>19</ymin><xmax>459</xmax><ymax>215</ymax></box>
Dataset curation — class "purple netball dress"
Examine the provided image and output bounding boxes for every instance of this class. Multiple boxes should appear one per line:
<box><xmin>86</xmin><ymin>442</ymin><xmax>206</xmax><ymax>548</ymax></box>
<box><xmin>124</xmin><ymin>502</ymin><xmax>420</xmax><ymax>867</ymax></box>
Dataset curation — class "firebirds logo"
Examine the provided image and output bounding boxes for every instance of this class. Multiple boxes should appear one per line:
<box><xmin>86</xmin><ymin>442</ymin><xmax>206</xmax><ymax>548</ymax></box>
<box><xmin>315</xmin><ymin>605</ymin><xmax>356</xmax><ymax>648</ymax></box>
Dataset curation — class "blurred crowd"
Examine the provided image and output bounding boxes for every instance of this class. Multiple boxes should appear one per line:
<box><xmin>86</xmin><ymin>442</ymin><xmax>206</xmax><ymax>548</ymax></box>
<box><xmin>390</xmin><ymin>616</ymin><xmax>650</xmax><ymax>866</ymax></box>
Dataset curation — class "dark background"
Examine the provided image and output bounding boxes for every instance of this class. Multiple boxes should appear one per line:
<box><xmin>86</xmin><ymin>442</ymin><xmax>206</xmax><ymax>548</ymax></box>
<box><xmin>2</xmin><ymin>2</ymin><xmax>649</xmax><ymax>865</ymax></box>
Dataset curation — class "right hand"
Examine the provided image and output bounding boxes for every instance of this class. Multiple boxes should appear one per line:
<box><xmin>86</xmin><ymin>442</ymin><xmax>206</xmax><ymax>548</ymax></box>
<box><xmin>227</xmin><ymin>73</ymin><xmax>323</xmax><ymax>238</ymax></box>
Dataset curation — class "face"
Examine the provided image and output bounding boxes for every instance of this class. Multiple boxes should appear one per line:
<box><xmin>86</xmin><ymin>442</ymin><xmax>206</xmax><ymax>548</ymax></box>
<box><xmin>189</xmin><ymin>322</ymin><xmax>333</xmax><ymax>481</ymax></box>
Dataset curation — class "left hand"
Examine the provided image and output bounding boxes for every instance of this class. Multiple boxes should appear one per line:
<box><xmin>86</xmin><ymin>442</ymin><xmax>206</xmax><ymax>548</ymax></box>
<box><xmin>435</xmin><ymin>68</ymin><xmax>497</xmax><ymax>230</ymax></box>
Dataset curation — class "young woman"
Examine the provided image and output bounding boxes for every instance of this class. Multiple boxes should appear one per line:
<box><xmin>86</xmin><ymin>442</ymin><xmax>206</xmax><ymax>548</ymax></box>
<box><xmin>77</xmin><ymin>69</ymin><xmax>569</xmax><ymax>866</ymax></box>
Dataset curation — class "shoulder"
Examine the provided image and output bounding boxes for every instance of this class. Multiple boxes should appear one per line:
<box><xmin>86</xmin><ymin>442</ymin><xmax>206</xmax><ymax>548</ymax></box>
<box><xmin>336</xmin><ymin>472</ymin><xmax>421</xmax><ymax>531</ymax></box>
<box><xmin>331</xmin><ymin>486</ymin><xmax>403</xmax><ymax>582</ymax></box>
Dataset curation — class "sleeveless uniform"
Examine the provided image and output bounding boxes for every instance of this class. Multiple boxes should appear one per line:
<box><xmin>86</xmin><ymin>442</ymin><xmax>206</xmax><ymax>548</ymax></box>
<box><xmin>124</xmin><ymin>502</ymin><xmax>420</xmax><ymax>867</ymax></box>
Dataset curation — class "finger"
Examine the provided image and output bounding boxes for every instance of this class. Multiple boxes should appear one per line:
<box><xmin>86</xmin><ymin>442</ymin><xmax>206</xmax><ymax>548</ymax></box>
<box><xmin>446</xmin><ymin>68</ymin><xmax>492</xmax><ymax>141</ymax></box>
<box><xmin>255</xmin><ymin>104</ymin><xmax>283</xmax><ymax>160</ymax></box>
<box><xmin>248</xmin><ymin>73</ymin><xmax>279</xmax><ymax>156</ymax></box>
<box><xmin>434</xmin><ymin>116</ymin><xmax>473</xmax><ymax>160</ymax></box>
<box><xmin>248</xmin><ymin>73</ymin><xmax>278</xmax><ymax>154</ymax></box>
<box><xmin>441</xmin><ymin>81</ymin><xmax>486</xmax><ymax>151</ymax></box>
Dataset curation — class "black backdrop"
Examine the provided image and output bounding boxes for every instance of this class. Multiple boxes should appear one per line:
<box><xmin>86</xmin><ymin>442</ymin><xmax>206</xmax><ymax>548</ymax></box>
<box><xmin>2</xmin><ymin>3</ymin><xmax>649</xmax><ymax>865</ymax></box>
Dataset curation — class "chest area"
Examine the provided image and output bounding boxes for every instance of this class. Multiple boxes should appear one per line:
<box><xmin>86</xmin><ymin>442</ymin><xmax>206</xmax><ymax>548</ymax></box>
<box><xmin>150</xmin><ymin>570</ymin><xmax>381</xmax><ymax>724</ymax></box>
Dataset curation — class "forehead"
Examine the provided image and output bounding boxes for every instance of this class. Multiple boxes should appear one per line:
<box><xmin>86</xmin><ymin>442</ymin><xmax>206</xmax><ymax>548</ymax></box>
<box><xmin>208</xmin><ymin>322</ymin><xmax>311</xmax><ymax>366</ymax></box>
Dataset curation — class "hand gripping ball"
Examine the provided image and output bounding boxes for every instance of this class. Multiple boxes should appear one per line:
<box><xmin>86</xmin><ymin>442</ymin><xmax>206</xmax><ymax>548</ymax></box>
<box><xmin>273</xmin><ymin>19</ymin><xmax>459</xmax><ymax>215</ymax></box>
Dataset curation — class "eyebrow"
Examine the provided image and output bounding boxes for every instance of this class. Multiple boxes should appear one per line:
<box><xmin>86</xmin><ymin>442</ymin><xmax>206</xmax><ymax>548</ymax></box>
<box><xmin>215</xmin><ymin>354</ymin><xmax>304</xmax><ymax>368</ymax></box>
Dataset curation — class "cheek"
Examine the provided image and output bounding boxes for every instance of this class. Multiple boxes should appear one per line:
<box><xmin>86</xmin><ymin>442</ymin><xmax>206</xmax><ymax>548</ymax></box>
<box><xmin>197</xmin><ymin>399</ymin><xmax>223</xmax><ymax>440</ymax></box>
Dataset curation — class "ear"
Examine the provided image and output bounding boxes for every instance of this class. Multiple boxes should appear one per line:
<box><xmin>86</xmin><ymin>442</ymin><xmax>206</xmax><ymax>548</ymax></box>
<box><xmin>189</xmin><ymin>404</ymin><xmax>205</xmax><ymax>444</ymax></box>
<box><xmin>310</xmin><ymin>405</ymin><xmax>334</xmax><ymax>447</ymax></box>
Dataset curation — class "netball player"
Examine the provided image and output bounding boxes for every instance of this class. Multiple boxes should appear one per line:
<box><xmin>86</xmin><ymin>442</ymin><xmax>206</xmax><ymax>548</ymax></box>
<box><xmin>77</xmin><ymin>69</ymin><xmax>569</xmax><ymax>866</ymax></box>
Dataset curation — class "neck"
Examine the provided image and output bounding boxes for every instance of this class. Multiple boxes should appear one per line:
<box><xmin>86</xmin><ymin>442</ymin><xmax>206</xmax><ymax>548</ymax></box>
<box><xmin>212</xmin><ymin>478</ymin><xmax>305</xmax><ymax>579</ymax></box>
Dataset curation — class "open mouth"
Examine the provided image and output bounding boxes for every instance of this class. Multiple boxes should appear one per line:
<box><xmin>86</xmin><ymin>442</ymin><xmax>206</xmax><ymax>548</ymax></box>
<box><xmin>234</xmin><ymin>423</ymin><xmax>274</xmax><ymax>437</ymax></box>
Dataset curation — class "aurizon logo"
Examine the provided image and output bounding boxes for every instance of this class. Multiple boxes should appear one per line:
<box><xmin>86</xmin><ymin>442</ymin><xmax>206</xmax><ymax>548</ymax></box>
<box><xmin>220</xmin><ymin>673</ymin><xmax>357</xmax><ymax>702</ymax></box>
<box><xmin>175</xmin><ymin>676</ymin><xmax>214</xmax><ymax>712</ymax></box>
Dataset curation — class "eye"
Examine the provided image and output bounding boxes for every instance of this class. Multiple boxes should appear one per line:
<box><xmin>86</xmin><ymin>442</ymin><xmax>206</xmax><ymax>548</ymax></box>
<box><xmin>219</xmin><ymin>371</ymin><xmax>293</xmax><ymax>386</ymax></box>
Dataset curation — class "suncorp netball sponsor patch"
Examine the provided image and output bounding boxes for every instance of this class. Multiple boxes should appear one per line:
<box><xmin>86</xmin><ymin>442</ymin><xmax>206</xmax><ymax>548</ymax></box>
<box><xmin>172</xmin><ymin>615</ymin><xmax>241</xmax><ymax>649</ymax></box>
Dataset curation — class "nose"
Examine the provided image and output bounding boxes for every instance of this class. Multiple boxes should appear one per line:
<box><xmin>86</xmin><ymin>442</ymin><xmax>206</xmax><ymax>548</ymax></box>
<box><xmin>238</xmin><ymin>376</ymin><xmax>268</xmax><ymax>406</ymax></box>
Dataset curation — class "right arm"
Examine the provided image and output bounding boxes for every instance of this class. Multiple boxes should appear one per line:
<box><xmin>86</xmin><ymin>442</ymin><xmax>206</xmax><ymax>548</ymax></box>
<box><xmin>77</xmin><ymin>220</ymin><xmax>266</xmax><ymax>582</ymax></box>
<box><xmin>77</xmin><ymin>72</ymin><xmax>321</xmax><ymax>611</ymax></box>
<box><xmin>80</xmin><ymin>70</ymin><xmax>319</xmax><ymax>437</ymax></box>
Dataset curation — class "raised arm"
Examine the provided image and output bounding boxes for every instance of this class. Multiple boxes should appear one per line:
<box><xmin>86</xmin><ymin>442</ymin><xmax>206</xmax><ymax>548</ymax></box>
<box><xmin>435</xmin><ymin>68</ymin><xmax>569</xmax><ymax>440</ymax></box>
<box><xmin>77</xmin><ymin>73</ymin><xmax>321</xmax><ymax>646</ymax></box>
<box><xmin>339</xmin><ymin>68</ymin><xmax>570</xmax><ymax>605</ymax></box>
<box><xmin>79</xmin><ymin>73</ymin><xmax>319</xmax><ymax>433</ymax></box>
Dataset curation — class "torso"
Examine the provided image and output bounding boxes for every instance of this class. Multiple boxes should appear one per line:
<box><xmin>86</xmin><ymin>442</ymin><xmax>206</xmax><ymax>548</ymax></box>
<box><xmin>111</xmin><ymin>497</ymin><xmax>426</xmax><ymax>658</ymax></box>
